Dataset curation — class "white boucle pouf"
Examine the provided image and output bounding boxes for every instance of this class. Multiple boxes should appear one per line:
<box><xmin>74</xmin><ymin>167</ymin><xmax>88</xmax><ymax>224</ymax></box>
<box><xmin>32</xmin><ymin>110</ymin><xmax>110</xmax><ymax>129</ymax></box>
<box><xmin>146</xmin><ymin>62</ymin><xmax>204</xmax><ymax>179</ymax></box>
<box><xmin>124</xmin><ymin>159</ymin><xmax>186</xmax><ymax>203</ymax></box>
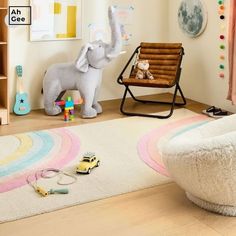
<box><xmin>162</xmin><ymin>114</ymin><xmax>236</xmax><ymax>216</ymax></box>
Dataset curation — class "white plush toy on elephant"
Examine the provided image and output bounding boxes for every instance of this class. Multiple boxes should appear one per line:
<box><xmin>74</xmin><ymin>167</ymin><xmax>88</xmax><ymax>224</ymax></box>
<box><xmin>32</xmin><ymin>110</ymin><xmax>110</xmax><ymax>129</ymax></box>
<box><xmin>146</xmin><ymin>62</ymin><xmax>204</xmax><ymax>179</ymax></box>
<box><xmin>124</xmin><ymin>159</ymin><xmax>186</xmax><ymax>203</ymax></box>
<box><xmin>43</xmin><ymin>6</ymin><xmax>122</xmax><ymax>118</ymax></box>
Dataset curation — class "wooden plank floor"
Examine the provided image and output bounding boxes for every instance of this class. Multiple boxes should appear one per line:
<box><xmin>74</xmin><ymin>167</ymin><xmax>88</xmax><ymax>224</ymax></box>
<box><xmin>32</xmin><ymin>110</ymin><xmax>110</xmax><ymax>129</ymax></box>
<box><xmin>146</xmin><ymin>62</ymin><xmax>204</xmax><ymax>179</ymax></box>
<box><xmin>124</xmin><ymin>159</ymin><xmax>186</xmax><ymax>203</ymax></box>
<box><xmin>1</xmin><ymin>93</ymin><xmax>235</xmax><ymax>236</ymax></box>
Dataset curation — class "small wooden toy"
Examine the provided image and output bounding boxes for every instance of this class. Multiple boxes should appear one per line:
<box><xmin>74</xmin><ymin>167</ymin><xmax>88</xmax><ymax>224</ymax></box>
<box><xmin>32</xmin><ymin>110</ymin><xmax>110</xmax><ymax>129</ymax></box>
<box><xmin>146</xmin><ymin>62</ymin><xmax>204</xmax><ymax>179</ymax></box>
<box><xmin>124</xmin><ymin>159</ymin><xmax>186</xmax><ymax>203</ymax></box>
<box><xmin>35</xmin><ymin>186</ymin><xmax>69</xmax><ymax>197</ymax></box>
<box><xmin>36</xmin><ymin>186</ymin><xmax>49</xmax><ymax>197</ymax></box>
<box><xmin>55</xmin><ymin>96</ymin><xmax>83</xmax><ymax>121</ymax></box>
<box><xmin>48</xmin><ymin>188</ymin><xmax>69</xmax><ymax>194</ymax></box>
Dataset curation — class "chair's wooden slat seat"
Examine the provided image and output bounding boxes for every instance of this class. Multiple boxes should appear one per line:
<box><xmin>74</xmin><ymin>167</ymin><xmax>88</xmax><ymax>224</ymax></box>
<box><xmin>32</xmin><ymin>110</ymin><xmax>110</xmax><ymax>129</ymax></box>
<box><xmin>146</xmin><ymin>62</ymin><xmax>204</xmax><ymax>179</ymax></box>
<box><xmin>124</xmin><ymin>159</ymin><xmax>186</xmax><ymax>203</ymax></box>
<box><xmin>140</xmin><ymin>42</ymin><xmax>182</xmax><ymax>49</ymax></box>
<box><xmin>122</xmin><ymin>42</ymin><xmax>183</xmax><ymax>88</ymax></box>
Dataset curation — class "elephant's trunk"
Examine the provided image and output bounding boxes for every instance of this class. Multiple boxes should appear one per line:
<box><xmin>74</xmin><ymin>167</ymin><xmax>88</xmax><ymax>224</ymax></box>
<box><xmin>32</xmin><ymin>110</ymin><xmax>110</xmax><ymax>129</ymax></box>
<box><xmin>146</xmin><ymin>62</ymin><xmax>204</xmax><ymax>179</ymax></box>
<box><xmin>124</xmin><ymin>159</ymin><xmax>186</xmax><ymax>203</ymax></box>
<box><xmin>106</xmin><ymin>6</ymin><xmax>122</xmax><ymax>59</ymax></box>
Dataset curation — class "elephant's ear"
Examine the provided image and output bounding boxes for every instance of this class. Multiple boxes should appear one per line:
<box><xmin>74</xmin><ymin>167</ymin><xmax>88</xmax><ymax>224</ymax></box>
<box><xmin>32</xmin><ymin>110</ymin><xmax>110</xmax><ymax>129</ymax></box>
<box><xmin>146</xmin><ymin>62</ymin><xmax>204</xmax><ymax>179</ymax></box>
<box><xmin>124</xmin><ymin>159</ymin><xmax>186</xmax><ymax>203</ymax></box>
<box><xmin>75</xmin><ymin>43</ymin><xmax>94</xmax><ymax>72</ymax></box>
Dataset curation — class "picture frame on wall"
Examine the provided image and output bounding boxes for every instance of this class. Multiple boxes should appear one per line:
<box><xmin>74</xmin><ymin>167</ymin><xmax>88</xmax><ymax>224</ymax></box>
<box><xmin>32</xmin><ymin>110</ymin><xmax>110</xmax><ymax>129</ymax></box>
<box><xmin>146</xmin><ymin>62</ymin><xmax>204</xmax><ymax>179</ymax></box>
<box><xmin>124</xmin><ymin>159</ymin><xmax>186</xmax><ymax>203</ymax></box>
<box><xmin>30</xmin><ymin>0</ymin><xmax>82</xmax><ymax>41</ymax></box>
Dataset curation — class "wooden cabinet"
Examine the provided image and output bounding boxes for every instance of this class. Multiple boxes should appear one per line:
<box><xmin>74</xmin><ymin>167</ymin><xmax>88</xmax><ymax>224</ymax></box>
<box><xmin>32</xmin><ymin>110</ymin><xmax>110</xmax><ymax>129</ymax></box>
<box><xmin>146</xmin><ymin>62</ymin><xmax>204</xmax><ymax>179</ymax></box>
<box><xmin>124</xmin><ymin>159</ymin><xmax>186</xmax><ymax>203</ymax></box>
<box><xmin>0</xmin><ymin>0</ymin><xmax>8</xmax><ymax>125</ymax></box>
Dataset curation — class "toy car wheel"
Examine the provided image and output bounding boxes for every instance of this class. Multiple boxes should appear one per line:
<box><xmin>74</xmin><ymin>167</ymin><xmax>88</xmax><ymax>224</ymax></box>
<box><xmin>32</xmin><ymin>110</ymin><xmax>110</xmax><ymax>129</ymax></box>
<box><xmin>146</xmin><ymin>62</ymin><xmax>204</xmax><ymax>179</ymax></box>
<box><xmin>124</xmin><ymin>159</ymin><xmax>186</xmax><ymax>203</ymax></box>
<box><xmin>96</xmin><ymin>161</ymin><xmax>100</xmax><ymax>167</ymax></box>
<box><xmin>87</xmin><ymin>168</ymin><xmax>91</xmax><ymax>174</ymax></box>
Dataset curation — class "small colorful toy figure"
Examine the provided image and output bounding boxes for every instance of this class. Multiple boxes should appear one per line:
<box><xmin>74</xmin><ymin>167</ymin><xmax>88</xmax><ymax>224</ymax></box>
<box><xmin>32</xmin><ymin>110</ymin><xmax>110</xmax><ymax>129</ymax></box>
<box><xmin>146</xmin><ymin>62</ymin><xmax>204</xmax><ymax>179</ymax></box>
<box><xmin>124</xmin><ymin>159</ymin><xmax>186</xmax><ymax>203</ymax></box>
<box><xmin>76</xmin><ymin>152</ymin><xmax>100</xmax><ymax>174</ymax></box>
<box><xmin>64</xmin><ymin>96</ymin><xmax>75</xmax><ymax>121</ymax></box>
<box><xmin>54</xmin><ymin>96</ymin><xmax>83</xmax><ymax>121</ymax></box>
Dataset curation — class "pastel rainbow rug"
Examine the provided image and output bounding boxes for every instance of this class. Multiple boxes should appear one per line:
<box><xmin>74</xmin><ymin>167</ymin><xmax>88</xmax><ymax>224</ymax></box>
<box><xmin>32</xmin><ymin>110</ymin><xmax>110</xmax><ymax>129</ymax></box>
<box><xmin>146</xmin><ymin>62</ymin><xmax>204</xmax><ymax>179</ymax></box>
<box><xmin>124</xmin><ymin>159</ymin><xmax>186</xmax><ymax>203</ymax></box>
<box><xmin>0</xmin><ymin>109</ymin><xmax>211</xmax><ymax>223</ymax></box>
<box><xmin>0</xmin><ymin>128</ymin><xmax>80</xmax><ymax>193</ymax></box>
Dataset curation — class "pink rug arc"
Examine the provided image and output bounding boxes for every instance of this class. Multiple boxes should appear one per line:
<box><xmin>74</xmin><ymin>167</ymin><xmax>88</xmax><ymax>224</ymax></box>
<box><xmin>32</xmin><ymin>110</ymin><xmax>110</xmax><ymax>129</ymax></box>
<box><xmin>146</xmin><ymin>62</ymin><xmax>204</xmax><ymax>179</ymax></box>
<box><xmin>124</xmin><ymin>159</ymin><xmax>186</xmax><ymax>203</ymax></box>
<box><xmin>138</xmin><ymin>115</ymin><xmax>210</xmax><ymax>177</ymax></box>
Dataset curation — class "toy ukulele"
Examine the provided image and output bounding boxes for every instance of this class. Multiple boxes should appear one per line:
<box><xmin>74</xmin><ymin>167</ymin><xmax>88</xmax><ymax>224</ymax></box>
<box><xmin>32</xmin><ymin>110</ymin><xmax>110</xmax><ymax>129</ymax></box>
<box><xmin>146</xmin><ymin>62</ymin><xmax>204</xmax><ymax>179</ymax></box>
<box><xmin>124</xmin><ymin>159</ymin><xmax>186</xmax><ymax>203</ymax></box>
<box><xmin>13</xmin><ymin>65</ymin><xmax>31</xmax><ymax>115</ymax></box>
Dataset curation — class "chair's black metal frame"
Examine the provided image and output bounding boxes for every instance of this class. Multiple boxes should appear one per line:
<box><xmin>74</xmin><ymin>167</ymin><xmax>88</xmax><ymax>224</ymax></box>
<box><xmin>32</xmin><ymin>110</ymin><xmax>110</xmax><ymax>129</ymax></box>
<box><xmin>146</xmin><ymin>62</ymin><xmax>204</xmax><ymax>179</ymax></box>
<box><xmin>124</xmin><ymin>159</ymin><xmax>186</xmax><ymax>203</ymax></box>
<box><xmin>117</xmin><ymin>45</ymin><xmax>186</xmax><ymax>119</ymax></box>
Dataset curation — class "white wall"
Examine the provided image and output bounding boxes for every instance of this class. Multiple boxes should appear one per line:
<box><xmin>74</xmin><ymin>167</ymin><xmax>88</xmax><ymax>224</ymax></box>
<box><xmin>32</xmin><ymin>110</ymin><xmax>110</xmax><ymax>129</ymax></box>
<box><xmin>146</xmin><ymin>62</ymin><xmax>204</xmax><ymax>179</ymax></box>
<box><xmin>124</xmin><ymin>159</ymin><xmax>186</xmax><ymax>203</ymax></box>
<box><xmin>9</xmin><ymin>0</ymin><xmax>168</xmax><ymax>110</ymax></box>
<box><xmin>10</xmin><ymin>0</ymin><xmax>235</xmax><ymax>112</ymax></box>
<box><xmin>168</xmin><ymin>0</ymin><xmax>236</xmax><ymax>113</ymax></box>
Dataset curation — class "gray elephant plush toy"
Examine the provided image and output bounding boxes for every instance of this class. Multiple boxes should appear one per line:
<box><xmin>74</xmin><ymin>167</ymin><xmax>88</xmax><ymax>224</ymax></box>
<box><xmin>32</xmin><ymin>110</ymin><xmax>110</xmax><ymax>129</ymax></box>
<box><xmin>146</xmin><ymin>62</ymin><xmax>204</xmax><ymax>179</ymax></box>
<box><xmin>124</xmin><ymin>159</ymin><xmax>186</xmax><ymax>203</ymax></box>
<box><xmin>43</xmin><ymin>6</ymin><xmax>122</xmax><ymax>118</ymax></box>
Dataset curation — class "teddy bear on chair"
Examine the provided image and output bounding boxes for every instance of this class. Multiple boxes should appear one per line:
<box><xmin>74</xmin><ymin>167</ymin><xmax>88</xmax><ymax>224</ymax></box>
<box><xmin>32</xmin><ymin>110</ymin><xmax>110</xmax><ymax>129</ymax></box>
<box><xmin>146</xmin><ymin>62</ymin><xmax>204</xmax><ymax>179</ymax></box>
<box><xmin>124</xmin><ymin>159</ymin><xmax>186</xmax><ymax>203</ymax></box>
<box><xmin>135</xmin><ymin>60</ymin><xmax>154</xmax><ymax>80</ymax></box>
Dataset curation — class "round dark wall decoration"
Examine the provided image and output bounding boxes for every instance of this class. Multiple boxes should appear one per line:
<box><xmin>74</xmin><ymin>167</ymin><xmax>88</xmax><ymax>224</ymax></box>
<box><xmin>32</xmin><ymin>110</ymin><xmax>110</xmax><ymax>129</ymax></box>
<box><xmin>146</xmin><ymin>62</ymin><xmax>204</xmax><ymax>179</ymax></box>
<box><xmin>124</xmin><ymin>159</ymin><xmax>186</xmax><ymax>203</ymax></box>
<box><xmin>178</xmin><ymin>0</ymin><xmax>208</xmax><ymax>38</ymax></box>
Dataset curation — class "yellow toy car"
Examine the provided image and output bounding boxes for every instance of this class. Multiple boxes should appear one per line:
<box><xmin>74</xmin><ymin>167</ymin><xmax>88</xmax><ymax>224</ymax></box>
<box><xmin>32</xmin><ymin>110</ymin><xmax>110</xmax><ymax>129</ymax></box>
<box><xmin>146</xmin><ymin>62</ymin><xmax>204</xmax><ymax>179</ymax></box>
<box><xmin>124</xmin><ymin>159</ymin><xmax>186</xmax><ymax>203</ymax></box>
<box><xmin>76</xmin><ymin>152</ymin><xmax>100</xmax><ymax>174</ymax></box>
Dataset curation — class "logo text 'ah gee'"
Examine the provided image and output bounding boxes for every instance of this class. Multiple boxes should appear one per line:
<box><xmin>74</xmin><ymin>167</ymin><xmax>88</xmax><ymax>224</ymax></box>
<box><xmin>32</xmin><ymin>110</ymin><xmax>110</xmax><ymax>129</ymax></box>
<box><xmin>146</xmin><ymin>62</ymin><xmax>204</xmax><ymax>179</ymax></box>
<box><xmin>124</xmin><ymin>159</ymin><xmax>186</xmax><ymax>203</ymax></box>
<box><xmin>9</xmin><ymin>6</ymin><xmax>31</xmax><ymax>25</ymax></box>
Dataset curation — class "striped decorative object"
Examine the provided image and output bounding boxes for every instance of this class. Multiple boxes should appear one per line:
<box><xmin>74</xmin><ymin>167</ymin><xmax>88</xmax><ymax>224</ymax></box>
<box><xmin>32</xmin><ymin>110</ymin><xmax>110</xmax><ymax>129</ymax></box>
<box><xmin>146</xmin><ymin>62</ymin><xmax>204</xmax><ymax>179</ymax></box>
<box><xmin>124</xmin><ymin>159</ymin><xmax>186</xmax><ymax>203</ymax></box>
<box><xmin>123</xmin><ymin>43</ymin><xmax>183</xmax><ymax>88</ymax></box>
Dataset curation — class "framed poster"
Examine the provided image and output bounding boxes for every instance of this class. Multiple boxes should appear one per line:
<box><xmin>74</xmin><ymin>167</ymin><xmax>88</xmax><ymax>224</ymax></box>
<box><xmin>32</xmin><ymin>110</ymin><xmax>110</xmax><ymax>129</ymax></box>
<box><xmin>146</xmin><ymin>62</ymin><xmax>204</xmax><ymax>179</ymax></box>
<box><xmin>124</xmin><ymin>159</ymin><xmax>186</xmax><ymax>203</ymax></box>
<box><xmin>178</xmin><ymin>0</ymin><xmax>207</xmax><ymax>38</ymax></box>
<box><xmin>114</xmin><ymin>5</ymin><xmax>134</xmax><ymax>46</ymax></box>
<box><xmin>30</xmin><ymin>0</ymin><xmax>82</xmax><ymax>41</ymax></box>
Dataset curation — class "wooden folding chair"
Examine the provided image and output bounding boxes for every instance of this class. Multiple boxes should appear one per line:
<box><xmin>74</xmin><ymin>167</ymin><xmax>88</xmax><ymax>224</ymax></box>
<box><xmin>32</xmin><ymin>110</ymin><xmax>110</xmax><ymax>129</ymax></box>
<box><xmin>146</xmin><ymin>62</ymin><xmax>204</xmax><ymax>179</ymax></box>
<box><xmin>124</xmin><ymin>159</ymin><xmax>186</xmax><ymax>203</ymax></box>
<box><xmin>117</xmin><ymin>42</ymin><xmax>186</xmax><ymax>119</ymax></box>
